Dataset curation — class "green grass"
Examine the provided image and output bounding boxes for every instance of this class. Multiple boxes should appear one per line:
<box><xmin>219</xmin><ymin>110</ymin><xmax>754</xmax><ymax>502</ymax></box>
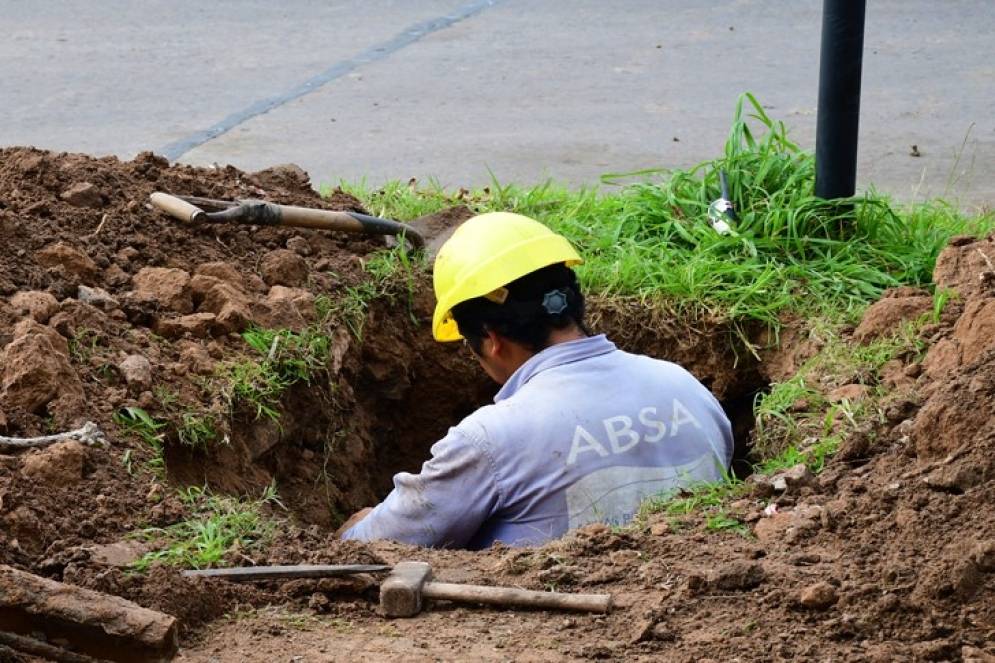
<box><xmin>754</xmin><ymin>317</ymin><xmax>926</xmax><ymax>457</ymax></box>
<box><xmin>336</xmin><ymin>93</ymin><xmax>993</xmax><ymax>331</ymax></box>
<box><xmin>221</xmin><ymin>325</ymin><xmax>332</xmax><ymax>421</ymax></box>
<box><xmin>68</xmin><ymin>328</ymin><xmax>105</xmax><ymax>365</ymax></box>
<box><xmin>152</xmin><ymin>386</ymin><xmax>224</xmax><ymax>449</ymax></box>
<box><xmin>131</xmin><ymin>484</ymin><xmax>283</xmax><ymax>572</ymax></box>
<box><xmin>113</xmin><ymin>406</ymin><xmax>166</xmax><ymax>477</ymax></box>
<box><xmin>326</xmin><ymin>246</ymin><xmax>421</xmax><ymax>337</ymax></box>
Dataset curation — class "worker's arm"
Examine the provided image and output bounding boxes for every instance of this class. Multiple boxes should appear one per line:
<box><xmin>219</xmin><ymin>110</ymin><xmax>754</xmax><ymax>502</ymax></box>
<box><xmin>340</xmin><ymin>428</ymin><xmax>501</xmax><ymax>548</ymax></box>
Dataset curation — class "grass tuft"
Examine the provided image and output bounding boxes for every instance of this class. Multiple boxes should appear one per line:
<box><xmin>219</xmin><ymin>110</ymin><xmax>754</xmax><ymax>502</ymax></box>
<box><xmin>131</xmin><ymin>484</ymin><xmax>283</xmax><ymax>572</ymax></box>
<box><xmin>113</xmin><ymin>406</ymin><xmax>167</xmax><ymax>477</ymax></box>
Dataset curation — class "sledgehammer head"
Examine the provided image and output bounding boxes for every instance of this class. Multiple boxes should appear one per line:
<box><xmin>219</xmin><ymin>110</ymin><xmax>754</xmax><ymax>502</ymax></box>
<box><xmin>380</xmin><ymin>561</ymin><xmax>432</xmax><ymax>618</ymax></box>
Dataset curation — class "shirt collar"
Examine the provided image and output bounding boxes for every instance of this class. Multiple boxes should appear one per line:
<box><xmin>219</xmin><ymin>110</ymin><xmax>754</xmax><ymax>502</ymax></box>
<box><xmin>494</xmin><ymin>334</ymin><xmax>616</xmax><ymax>402</ymax></box>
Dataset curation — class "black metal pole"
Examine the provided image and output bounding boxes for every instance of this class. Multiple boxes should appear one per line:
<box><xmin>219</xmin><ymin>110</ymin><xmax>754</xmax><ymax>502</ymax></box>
<box><xmin>814</xmin><ymin>0</ymin><xmax>867</xmax><ymax>199</ymax></box>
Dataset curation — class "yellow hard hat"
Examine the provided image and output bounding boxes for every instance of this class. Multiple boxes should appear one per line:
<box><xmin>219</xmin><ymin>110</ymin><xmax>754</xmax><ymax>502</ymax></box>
<box><xmin>432</xmin><ymin>212</ymin><xmax>583</xmax><ymax>342</ymax></box>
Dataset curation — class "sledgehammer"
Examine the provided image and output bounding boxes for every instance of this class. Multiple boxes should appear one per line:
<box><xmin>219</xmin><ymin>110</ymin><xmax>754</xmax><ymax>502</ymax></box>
<box><xmin>380</xmin><ymin>561</ymin><xmax>612</xmax><ymax>618</ymax></box>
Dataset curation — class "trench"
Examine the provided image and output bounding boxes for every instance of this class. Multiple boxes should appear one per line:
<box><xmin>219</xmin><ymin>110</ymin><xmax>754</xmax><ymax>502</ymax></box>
<box><xmin>169</xmin><ymin>294</ymin><xmax>770</xmax><ymax>529</ymax></box>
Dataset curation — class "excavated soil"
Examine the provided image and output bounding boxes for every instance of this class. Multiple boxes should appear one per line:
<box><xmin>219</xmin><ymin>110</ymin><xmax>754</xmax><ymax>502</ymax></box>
<box><xmin>0</xmin><ymin>148</ymin><xmax>993</xmax><ymax>661</ymax></box>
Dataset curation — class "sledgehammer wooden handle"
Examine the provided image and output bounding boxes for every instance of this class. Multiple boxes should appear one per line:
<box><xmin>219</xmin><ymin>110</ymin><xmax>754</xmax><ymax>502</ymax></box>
<box><xmin>423</xmin><ymin>581</ymin><xmax>612</xmax><ymax>614</ymax></box>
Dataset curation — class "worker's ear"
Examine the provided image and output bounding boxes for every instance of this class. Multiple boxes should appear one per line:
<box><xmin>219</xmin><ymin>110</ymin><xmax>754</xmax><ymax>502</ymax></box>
<box><xmin>482</xmin><ymin>329</ymin><xmax>503</xmax><ymax>358</ymax></box>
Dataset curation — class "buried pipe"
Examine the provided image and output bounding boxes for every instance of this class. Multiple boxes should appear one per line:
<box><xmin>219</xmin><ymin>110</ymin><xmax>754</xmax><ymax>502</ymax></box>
<box><xmin>814</xmin><ymin>0</ymin><xmax>867</xmax><ymax>200</ymax></box>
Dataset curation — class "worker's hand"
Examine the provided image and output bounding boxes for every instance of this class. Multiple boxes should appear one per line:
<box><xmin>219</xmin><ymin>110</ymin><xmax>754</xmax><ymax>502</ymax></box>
<box><xmin>335</xmin><ymin>507</ymin><xmax>373</xmax><ymax>538</ymax></box>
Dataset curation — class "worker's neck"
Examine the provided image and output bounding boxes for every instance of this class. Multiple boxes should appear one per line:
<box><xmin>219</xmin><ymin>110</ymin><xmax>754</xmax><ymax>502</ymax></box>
<box><xmin>545</xmin><ymin>325</ymin><xmax>587</xmax><ymax>347</ymax></box>
<box><xmin>490</xmin><ymin>325</ymin><xmax>587</xmax><ymax>384</ymax></box>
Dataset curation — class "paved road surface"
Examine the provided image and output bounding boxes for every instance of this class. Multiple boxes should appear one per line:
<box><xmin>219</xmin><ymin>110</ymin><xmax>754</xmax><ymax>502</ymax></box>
<box><xmin>2</xmin><ymin>1</ymin><xmax>992</xmax><ymax>209</ymax></box>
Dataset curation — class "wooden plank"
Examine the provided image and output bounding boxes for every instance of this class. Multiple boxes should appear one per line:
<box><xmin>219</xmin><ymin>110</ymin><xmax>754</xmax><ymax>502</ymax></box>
<box><xmin>0</xmin><ymin>565</ymin><xmax>177</xmax><ymax>663</ymax></box>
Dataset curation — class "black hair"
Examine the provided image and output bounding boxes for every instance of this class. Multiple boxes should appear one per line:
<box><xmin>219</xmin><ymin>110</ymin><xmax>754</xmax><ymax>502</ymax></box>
<box><xmin>451</xmin><ymin>263</ymin><xmax>590</xmax><ymax>354</ymax></box>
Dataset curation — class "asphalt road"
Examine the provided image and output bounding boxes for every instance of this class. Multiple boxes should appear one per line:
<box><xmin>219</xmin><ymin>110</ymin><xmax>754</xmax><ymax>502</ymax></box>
<box><xmin>2</xmin><ymin>1</ymin><xmax>992</xmax><ymax>209</ymax></box>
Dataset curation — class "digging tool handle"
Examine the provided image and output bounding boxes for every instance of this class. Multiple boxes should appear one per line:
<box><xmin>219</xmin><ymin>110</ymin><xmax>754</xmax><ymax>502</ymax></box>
<box><xmin>149</xmin><ymin>192</ymin><xmax>205</xmax><ymax>223</ymax></box>
<box><xmin>276</xmin><ymin>204</ymin><xmax>425</xmax><ymax>248</ymax></box>
<box><xmin>182</xmin><ymin>564</ymin><xmax>392</xmax><ymax>581</ymax></box>
<box><xmin>422</xmin><ymin>581</ymin><xmax>612</xmax><ymax>614</ymax></box>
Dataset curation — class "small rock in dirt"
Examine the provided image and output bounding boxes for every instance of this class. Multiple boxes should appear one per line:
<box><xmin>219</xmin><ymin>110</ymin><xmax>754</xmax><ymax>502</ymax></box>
<box><xmin>115</xmin><ymin>246</ymin><xmax>140</xmax><ymax>266</ymax></box>
<box><xmin>118</xmin><ymin>354</ymin><xmax>153</xmax><ymax>391</ymax></box>
<box><xmin>952</xmin><ymin>298</ymin><xmax>995</xmax><ymax>365</ymax></box>
<box><xmin>286</xmin><ymin>236</ymin><xmax>312</xmax><ymax>256</ymax></box>
<box><xmin>260</xmin><ymin>249</ymin><xmax>308</xmax><ymax>287</ymax></box>
<box><xmin>895</xmin><ymin>507</ymin><xmax>919</xmax><ymax>530</ymax></box>
<box><xmin>925</xmin><ymin>464</ymin><xmax>984</xmax><ymax>493</ymax></box>
<box><xmin>244</xmin><ymin>418</ymin><xmax>282</xmax><ymax>461</ymax></box>
<box><xmin>60</xmin><ymin>181</ymin><xmax>104</xmax><ymax>208</ymax></box>
<box><xmin>962</xmin><ymin>645</ymin><xmax>995</xmax><ymax>663</ymax></box>
<box><xmin>9</xmin><ymin>290</ymin><xmax>59</xmax><ymax>323</ymax></box>
<box><xmin>35</xmin><ymin>242</ymin><xmax>99</xmax><ymax>284</ymax></box>
<box><xmin>77</xmin><ymin>285</ymin><xmax>119</xmax><ymax>311</ymax></box>
<box><xmin>747</xmin><ymin>473</ymin><xmax>777</xmax><ymax>498</ymax></box>
<box><xmin>132</xmin><ymin>267</ymin><xmax>193</xmax><ymax>313</ymax></box>
<box><xmin>178</xmin><ymin>342</ymin><xmax>214</xmax><ymax>376</ymax></box>
<box><xmin>196</xmin><ymin>280</ymin><xmax>252</xmax><ymax>333</ymax></box>
<box><xmin>537</xmin><ymin>564</ymin><xmax>580</xmax><ymax>586</ymax></box>
<box><xmin>308</xmin><ymin>592</ymin><xmax>331</xmax><ymax>613</ymax></box>
<box><xmin>48</xmin><ymin>300</ymin><xmax>109</xmax><ymax>340</ymax></box>
<box><xmin>630</xmin><ymin>615</ymin><xmax>674</xmax><ymax>643</ymax></box>
<box><xmin>264</xmin><ymin>285</ymin><xmax>315</xmax><ymax>330</ymax></box>
<box><xmin>754</xmin><ymin>505</ymin><xmax>822</xmax><ymax>545</ymax></box>
<box><xmin>649</xmin><ymin>521</ymin><xmax>669</xmax><ymax>536</ymax></box>
<box><xmin>789</xmin><ymin>552</ymin><xmax>822</xmax><ymax>566</ymax></box>
<box><xmin>88</xmin><ymin>540</ymin><xmax>150</xmax><ymax>568</ymax></box>
<box><xmin>933</xmin><ymin>236</ymin><xmax>995</xmax><ymax>300</ymax></box>
<box><xmin>798</xmin><ymin>581</ymin><xmax>838</xmax><ymax>609</ymax></box>
<box><xmin>104</xmin><ymin>263</ymin><xmax>130</xmax><ymax>288</ymax></box>
<box><xmin>194</xmin><ymin>261</ymin><xmax>244</xmax><ymax>287</ymax></box>
<box><xmin>688</xmin><ymin>560</ymin><xmax>765</xmax><ymax>593</ymax></box>
<box><xmin>922</xmin><ymin>338</ymin><xmax>961</xmax><ymax>378</ymax></box>
<box><xmin>911</xmin><ymin>639</ymin><xmax>959</xmax><ymax>662</ymax></box>
<box><xmin>155</xmin><ymin>312</ymin><xmax>216</xmax><ymax>339</ymax></box>
<box><xmin>827</xmin><ymin>383</ymin><xmax>871</xmax><ymax>403</ymax></box>
<box><xmin>21</xmin><ymin>441</ymin><xmax>87</xmax><ymax>485</ymax></box>
<box><xmin>854</xmin><ymin>291</ymin><xmax>932</xmax><ymax>342</ymax></box>
<box><xmin>1</xmin><ymin>319</ymin><xmax>84</xmax><ymax>416</ymax></box>
<box><xmin>971</xmin><ymin>540</ymin><xmax>995</xmax><ymax>572</ymax></box>
<box><xmin>769</xmin><ymin>463</ymin><xmax>815</xmax><ymax>493</ymax></box>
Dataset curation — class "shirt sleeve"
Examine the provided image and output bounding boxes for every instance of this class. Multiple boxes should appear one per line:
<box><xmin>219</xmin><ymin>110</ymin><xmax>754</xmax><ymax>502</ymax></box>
<box><xmin>341</xmin><ymin>427</ymin><xmax>501</xmax><ymax>548</ymax></box>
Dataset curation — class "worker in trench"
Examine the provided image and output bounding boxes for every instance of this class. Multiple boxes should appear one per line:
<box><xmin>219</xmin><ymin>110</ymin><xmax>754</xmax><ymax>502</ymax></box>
<box><xmin>340</xmin><ymin>212</ymin><xmax>733</xmax><ymax>549</ymax></box>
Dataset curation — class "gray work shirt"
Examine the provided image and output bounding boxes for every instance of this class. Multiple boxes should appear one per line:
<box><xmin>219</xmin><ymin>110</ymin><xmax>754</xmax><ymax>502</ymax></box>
<box><xmin>343</xmin><ymin>334</ymin><xmax>733</xmax><ymax>549</ymax></box>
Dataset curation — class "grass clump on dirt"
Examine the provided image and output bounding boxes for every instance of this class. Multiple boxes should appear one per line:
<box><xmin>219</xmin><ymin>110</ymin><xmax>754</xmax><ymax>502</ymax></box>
<box><xmin>637</xmin><ymin>317</ymin><xmax>927</xmax><ymax>534</ymax></box>
<box><xmin>221</xmin><ymin>326</ymin><xmax>333</xmax><ymax>422</ymax></box>
<box><xmin>113</xmin><ymin>406</ymin><xmax>168</xmax><ymax>477</ymax></box>
<box><xmin>752</xmin><ymin>317</ymin><xmax>927</xmax><ymax>458</ymax></box>
<box><xmin>131</xmin><ymin>484</ymin><xmax>284</xmax><ymax>572</ymax></box>
<box><xmin>325</xmin><ymin>246</ymin><xmax>420</xmax><ymax>337</ymax></box>
<box><xmin>218</xmin><ymin>245</ymin><xmax>417</xmax><ymax>422</ymax></box>
<box><xmin>340</xmin><ymin>93</ymin><xmax>993</xmax><ymax>330</ymax></box>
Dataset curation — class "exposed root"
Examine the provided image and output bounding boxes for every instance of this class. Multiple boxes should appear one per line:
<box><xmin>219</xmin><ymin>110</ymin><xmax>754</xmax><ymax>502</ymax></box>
<box><xmin>0</xmin><ymin>421</ymin><xmax>106</xmax><ymax>450</ymax></box>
